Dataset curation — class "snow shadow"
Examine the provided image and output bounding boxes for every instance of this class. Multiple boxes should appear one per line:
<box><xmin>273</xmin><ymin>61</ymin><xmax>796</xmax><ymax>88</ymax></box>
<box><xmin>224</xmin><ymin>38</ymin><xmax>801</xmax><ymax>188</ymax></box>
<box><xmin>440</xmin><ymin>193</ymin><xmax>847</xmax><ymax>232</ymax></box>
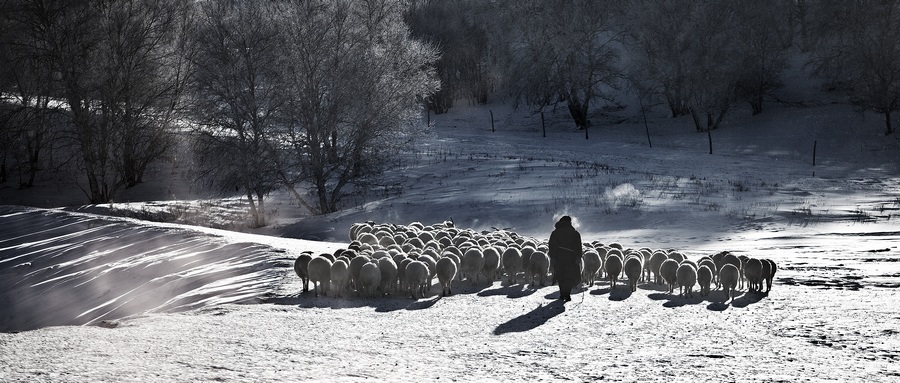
<box><xmin>477</xmin><ymin>283</ymin><xmax>538</xmax><ymax>299</ymax></box>
<box><xmin>589</xmin><ymin>286</ymin><xmax>633</xmax><ymax>301</ymax></box>
<box><xmin>264</xmin><ymin>292</ymin><xmax>442</xmax><ymax>312</ymax></box>
<box><xmin>493</xmin><ymin>300</ymin><xmax>566</xmax><ymax>335</ymax></box>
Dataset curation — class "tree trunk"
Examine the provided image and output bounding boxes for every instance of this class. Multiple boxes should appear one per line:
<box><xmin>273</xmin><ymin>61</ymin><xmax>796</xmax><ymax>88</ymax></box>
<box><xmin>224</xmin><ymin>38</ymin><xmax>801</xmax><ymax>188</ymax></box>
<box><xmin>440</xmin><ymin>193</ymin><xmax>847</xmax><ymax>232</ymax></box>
<box><xmin>749</xmin><ymin>94</ymin><xmax>763</xmax><ymax>115</ymax></box>
<box><xmin>885</xmin><ymin>111</ymin><xmax>894</xmax><ymax>135</ymax></box>
<box><xmin>567</xmin><ymin>99</ymin><xmax>589</xmax><ymax>129</ymax></box>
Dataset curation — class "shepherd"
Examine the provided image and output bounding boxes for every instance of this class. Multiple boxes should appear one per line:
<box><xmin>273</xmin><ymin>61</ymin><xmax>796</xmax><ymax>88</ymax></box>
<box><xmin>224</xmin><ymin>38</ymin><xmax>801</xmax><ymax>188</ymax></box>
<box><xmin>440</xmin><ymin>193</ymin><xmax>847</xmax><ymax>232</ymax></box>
<box><xmin>548</xmin><ymin>216</ymin><xmax>582</xmax><ymax>302</ymax></box>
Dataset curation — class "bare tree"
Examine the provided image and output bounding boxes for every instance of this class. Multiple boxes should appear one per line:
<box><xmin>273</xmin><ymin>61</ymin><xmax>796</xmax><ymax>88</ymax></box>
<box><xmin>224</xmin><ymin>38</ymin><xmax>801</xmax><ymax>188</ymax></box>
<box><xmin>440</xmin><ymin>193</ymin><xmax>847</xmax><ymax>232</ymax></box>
<box><xmin>499</xmin><ymin>0</ymin><xmax>625</xmax><ymax>129</ymax></box>
<box><xmin>277</xmin><ymin>0</ymin><xmax>439</xmax><ymax>214</ymax></box>
<box><xmin>810</xmin><ymin>0</ymin><xmax>900</xmax><ymax>135</ymax></box>
<box><xmin>406</xmin><ymin>0</ymin><xmax>492</xmax><ymax>112</ymax></box>
<box><xmin>627</xmin><ymin>1</ymin><xmax>791</xmax><ymax>132</ymax></box>
<box><xmin>188</xmin><ymin>0</ymin><xmax>284</xmax><ymax>227</ymax></box>
<box><xmin>8</xmin><ymin>0</ymin><xmax>187</xmax><ymax>203</ymax></box>
<box><xmin>733</xmin><ymin>1</ymin><xmax>793</xmax><ymax>115</ymax></box>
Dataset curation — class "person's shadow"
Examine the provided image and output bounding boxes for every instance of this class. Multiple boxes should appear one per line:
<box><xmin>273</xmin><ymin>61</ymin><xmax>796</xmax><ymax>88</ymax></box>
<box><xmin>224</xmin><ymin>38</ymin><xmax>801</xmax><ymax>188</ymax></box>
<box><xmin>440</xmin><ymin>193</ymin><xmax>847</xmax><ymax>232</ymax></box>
<box><xmin>493</xmin><ymin>300</ymin><xmax>565</xmax><ymax>335</ymax></box>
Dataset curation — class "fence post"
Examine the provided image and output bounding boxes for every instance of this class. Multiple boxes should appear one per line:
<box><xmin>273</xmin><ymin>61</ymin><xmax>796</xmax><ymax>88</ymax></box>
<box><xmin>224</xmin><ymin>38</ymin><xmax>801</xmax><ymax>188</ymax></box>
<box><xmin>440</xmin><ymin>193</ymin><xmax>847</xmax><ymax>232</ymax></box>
<box><xmin>490</xmin><ymin>110</ymin><xmax>495</xmax><ymax>132</ymax></box>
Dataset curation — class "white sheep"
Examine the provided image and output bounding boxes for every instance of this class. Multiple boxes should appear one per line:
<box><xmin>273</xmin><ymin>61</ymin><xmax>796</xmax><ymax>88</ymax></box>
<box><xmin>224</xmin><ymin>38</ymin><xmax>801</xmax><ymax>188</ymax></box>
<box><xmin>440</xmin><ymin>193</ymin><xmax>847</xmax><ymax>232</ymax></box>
<box><xmin>718</xmin><ymin>252</ymin><xmax>742</xmax><ymax>290</ymax></box>
<box><xmin>501</xmin><ymin>247</ymin><xmax>523</xmax><ymax>284</ymax></box>
<box><xmin>648</xmin><ymin>251</ymin><xmax>668</xmax><ymax>285</ymax></box>
<box><xmin>698</xmin><ymin>258</ymin><xmax>717</xmax><ymax>289</ymax></box>
<box><xmin>605</xmin><ymin>253</ymin><xmax>624</xmax><ymax>289</ymax></box>
<box><xmin>349</xmin><ymin>255</ymin><xmax>371</xmax><ymax>293</ymax></box>
<box><xmin>436</xmin><ymin>257</ymin><xmax>458</xmax><ymax>297</ymax></box>
<box><xmin>623</xmin><ymin>255</ymin><xmax>642</xmax><ymax>292</ymax></box>
<box><xmin>582</xmin><ymin>250</ymin><xmax>603</xmax><ymax>286</ymax></box>
<box><xmin>308</xmin><ymin>256</ymin><xmax>332</xmax><ymax>297</ymax></box>
<box><xmin>377</xmin><ymin>257</ymin><xmax>398</xmax><ymax>295</ymax></box>
<box><xmin>764</xmin><ymin>259</ymin><xmax>777</xmax><ymax>293</ymax></box>
<box><xmin>417</xmin><ymin>253</ymin><xmax>438</xmax><ymax>284</ymax></box>
<box><xmin>719</xmin><ymin>263</ymin><xmax>740</xmax><ymax>302</ymax></box>
<box><xmin>461</xmin><ymin>247</ymin><xmax>485</xmax><ymax>283</ymax></box>
<box><xmin>697</xmin><ymin>265</ymin><xmax>713</xmax><ymax>297</ymax></box>
<box><xmin>744</xmin><ymin>257</ymin><xmax>764</xmax><ymax>293</ymax></box>
<box><xmin>406</xmin><ymin>260</ymin><xmax>430</xmax><ymax>299</ymax></box>
<box><xmin>293</xmin><ymin>253</ymin><xmax>313</xmax><ymax>292</ymax></box>
<box><xmin>330</xmin><ymin>259</ymin><xmax>350</xmax><ymax>298</ymax></box>
<box><xmin>528</xmin><ymin>251</ymin><xmax>551</xmax><ymax>286</ymax></box>
<box><xmin>659</xmin><ymin>258</ymin><xmax>679</xmax><ymax>294</ymax></box>
<box><xmin>676</xmin><ymin>262</ymin><xmax>697</xmax><ymax>298</ymax></box>
<box><xmin>358</xmin><ymin>261</ymin><xmax>382</xmax><ymax>298</ymax></box>
<box><xmin>482</xmin><ymin>247</ymin><xmax>502</xmax><ymax>281</ymax></box>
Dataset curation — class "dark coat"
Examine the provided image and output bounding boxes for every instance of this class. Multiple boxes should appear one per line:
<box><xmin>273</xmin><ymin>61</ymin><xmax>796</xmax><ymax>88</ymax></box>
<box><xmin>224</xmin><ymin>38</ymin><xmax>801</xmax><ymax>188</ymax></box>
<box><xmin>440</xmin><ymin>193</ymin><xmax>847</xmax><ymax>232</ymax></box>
<box><xmin>548</xmin><ymin>218</ymin><xmax>583</xmax><ymax>289</ymax></box>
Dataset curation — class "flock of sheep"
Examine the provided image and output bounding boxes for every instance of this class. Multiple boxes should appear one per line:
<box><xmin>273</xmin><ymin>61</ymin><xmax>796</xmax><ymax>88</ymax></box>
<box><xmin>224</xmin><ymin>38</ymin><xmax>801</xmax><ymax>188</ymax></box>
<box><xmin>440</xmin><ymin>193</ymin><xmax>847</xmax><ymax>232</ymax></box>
<box><xmin>293</xmin><ymin>221</ymin><xmax>777</xmax><ymax>302</ymax></box>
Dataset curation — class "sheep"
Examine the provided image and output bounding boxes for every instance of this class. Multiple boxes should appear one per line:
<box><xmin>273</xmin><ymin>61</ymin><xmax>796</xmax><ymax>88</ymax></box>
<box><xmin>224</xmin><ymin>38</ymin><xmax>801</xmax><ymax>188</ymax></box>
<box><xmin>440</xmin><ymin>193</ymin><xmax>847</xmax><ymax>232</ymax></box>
<box><xmin>528</xmin><ymin>251</ymin><xmax>551</xmax><ymax>286</ymax></box>
<box><xmin>764</xmin><ymin>259</ymin><xmax>777</xmax><ymax>292</ymax></box>
<box><xmin>520</xmin><ymin>246</ymin><xmax>536</xmax><ymax>278</ymax></box>
<box><xmin>605</xmin><ymin>253</ymin><xmax>624</xmax><ymax>289</ymax></box>
<box><xmin>648</xmin><ymin>251</ymin><xmax>668</xmax><ymax>285</ymax></box>
<box><xmin>639</xmin><ymin>249</ymin><xmax>652</xmax><ymax>282</ymax></box>
<box><xmin>308</xmin><ymin>256</ymin><xmax>332</xmax><ymax>297</ymax></box>
<box><xmin>436</xmin><ymin>257</ymin><xmax>458</xmax><ymax>297</ymax></box>
<box><xmin>377</xmin><ymin>257</ymin><xmax>398</xmax><ymax>295</ymax></box>
<box><xmin>675</xmin><ymin>262</ymin><xmax>698</xmax><ymax>298</ymax></box>
<box><xmin>357</xmin><ymin>232</ymin><xmax>379</xmax><ymax>247</ymax></box>
<box><xmin>482</xmin><ymin>247</ymin><xmax>502</xmax><ymax>281</ymax></box>
<box><xmin>358</xmin><ymin>261</ymin><xmax>382</xmax><ymax>298</ymax></box>
<box><xmin>461</xmin><ymin>247</ymin><xmax>485</xmax><ymax>283</ymax></box>
<box><xmin>293</xmin><ymin>253</ymin><xmax>313</xmax><ymax>292</ymax></box>
<box><xmin>721</xmin><ymin>252</ymin><xmax>742</xmax><ymax>290</ymax></box>
<box><xmin>744</xmin><ymin>258</ymin><xmax>764</xmax><ymax>293</ymax></box>
<box><xmin>668</xmin><ymin>251</ymin><xmax>685</xmax><ymax>264</ymax></box>
<box><xmin>417</xmin><ymin>253</ymin><xmax>438</xmax><ymax>285</ymax></box>
<box><xmin>397</xmin><ymin>257</ymin><xmax>413</xmax><ymax>293</ymax></box>
<box><xmin>623</xmin><ymin>255</ymin><xmax>642</xmax><ymax>292</ymax></box>
<box><xmin>698</xmin><ymin>258</ymin><xmax>717</xmax><ymax>289</ymax></box>
<box><xmin>719</xmin><ymin>263</ymin><xmax>740</xmax><ymax>302</ymax></box>
<box><xmin>582</xmin><ymin>250</ymin><xmax>603</xmax><ymax>286</ymax></box>
<box><xmin>330</xmin><ymin>259</ymin><xmax>350</xmax><ymax>298</ymax></box>
<box><xmin>659</xmin><ymin>258</ymin><xmax>679</xmax><ymax>294</ymax></box>
<box><xmin>501</xmin><ymin>247</ymin><xmax>523</xmax><ymax>284</ymax></box>
<box><xmin>697</xmin><ymin>265</ymin><xmax>713</xmax><ymax>297</ymax></box>
<box><xmin>406</xmin><ymin>260</ymin><xmax>430</xmax><ymax>299</ymax></box>
<box><xmin>349</xmin><ymin>255</ymin><xmax>372</xmax><ymax>294</ymax></box>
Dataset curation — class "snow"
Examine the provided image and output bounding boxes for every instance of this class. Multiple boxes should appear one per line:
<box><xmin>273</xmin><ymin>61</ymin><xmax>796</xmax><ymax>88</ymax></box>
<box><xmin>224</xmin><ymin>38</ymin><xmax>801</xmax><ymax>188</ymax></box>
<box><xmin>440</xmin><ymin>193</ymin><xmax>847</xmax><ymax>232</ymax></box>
<box><xmin>3</xmin><ymin>76</ymin><xmax>900</xmax><ymax>381</ymax></box>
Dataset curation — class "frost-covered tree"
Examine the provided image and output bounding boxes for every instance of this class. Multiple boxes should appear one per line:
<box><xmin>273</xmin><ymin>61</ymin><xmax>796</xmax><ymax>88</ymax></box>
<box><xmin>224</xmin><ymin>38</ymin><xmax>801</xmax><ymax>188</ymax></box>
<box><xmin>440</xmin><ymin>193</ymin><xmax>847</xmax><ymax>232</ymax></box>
<box><xmin>188</xmin><ymin>0</ymin><xmax>283</xmax><ymax>227</ymax></box>
<box><xmin>276</xmin><ymin>0</ymin><xmax>439</xmax><ymax>214</ymax></box>
<box><xmin>406</xmin><ymin>0</ymin><xmax>492</xmax><ymax>113</ymax></box>
<box><xmin>8</xmin><ymin>0</ymin><xmax>187</xmax><ymax>202</ymax></box>
<box><xmin>810</xmin><ymin>0</ymin><xmax>900</xmax><ymax>135</ymax></box>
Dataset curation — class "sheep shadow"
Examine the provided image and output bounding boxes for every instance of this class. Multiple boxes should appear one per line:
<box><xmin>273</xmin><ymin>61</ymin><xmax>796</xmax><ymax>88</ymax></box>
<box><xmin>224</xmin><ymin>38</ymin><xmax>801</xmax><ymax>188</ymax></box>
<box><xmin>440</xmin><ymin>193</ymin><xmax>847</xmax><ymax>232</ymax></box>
<box><xmin>704</xmin><ymin>290</ymin><xmax>766</xmax><ymax>311</ymax></box>
<box><xmin>478</xmin><ymin>284</ymin><xmax>538</xmax><ymax>299</ymax></box>
<box><xmin>493</xmin><ymin>300</ymin><xmax>566</xmax><ymax>335</ymax></box>
<box><xmin>588</xmin><ymin>286</ymin><xmax>633</xmax><ymax>301</ymax></box>
<box><xmin>404</xmin><ymin>296</ymin><xmax>440</xmax><ymax>311</ymax></box>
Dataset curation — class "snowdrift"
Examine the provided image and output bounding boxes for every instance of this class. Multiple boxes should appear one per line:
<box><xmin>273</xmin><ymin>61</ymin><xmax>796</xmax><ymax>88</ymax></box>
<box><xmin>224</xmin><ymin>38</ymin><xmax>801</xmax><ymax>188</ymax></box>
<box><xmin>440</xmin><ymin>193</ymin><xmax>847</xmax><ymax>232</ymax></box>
<box><xmin>0</xmin><ymin>206</ymin><xmax>336</xmax><ymax>333</ymax></box>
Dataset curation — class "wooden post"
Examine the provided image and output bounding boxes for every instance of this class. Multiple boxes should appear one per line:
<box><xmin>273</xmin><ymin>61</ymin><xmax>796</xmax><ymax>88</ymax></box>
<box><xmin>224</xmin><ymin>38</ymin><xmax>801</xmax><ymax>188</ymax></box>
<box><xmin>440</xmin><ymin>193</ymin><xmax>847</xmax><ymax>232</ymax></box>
<box><xmin>707</xmin><ymin>129</ymin><xmax>713</xmax><ymax>154</ymax></box>
<box><xmin>541</xmin><ymin>111</ymin><xmax>546</xmax><ymax>138</ymax></box>
<box><xmin>585</xmin><ymin>120</ymin><xmax>590</xmax><ymax>140</ymax></box>
<box><xmin>812</xmin><ymin>140</ymin><xmax>817</xmax><ymax>166</ymax></box>
<box><xmin>639</xmin><ymin>95</ymin><xmax>652</xmax><ymax>147</ymax></box>
<box><xmin>490</xmin><ymin>110</ymin><xmax>495</xmax><ymax>132</ymax></box>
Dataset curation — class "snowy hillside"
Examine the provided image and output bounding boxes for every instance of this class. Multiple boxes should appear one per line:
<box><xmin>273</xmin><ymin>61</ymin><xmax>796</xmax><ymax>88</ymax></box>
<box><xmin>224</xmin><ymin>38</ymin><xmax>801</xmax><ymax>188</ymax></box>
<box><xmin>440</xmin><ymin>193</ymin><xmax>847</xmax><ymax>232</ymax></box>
<box><xmin>3</xmin><ymin>64</ymin><xmax>900</xmax><ymax>380</ymax></box>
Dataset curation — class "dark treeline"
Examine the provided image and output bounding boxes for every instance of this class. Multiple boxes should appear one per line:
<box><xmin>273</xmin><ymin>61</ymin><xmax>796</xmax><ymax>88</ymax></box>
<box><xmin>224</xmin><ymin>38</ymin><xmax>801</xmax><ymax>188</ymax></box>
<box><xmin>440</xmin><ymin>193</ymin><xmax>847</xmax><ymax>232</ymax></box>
<box><xmin>2</xmin><ymin>0</ymin><xmax>899</xmax><ymax>222</ymax></box>
<box><xmin>407</xmin><ymin>0</ymin><xmax>900</xmax><ymax>135</ymax></box>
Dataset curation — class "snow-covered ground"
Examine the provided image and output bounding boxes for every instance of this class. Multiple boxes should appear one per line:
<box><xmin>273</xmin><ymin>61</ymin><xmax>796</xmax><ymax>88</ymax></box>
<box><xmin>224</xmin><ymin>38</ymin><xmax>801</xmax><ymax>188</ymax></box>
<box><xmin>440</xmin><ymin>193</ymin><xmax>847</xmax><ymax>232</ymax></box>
<box><xmin>3</xmin><ymin>73</ymin><xmax>900</xmax><ymax>381</ymax></box>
